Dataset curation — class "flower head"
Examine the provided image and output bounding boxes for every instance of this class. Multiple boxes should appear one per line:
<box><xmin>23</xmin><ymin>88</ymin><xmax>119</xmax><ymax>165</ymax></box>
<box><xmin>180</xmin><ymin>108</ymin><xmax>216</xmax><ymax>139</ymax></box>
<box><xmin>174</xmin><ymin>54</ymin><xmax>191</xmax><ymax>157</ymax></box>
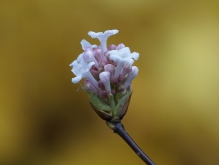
<box><xmin>70</xmin><ymin>29</ymin><xmax>139</xmax><ymax>122</ymax></box>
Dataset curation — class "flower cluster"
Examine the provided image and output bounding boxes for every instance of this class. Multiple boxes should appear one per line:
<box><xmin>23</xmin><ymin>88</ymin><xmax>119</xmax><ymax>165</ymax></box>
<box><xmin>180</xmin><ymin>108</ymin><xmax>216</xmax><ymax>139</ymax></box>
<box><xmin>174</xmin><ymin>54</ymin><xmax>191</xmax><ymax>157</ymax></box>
<box><xmin>70</xmin><ymin>29</ymin><xmax>139</xmax><ymax>122</ymax></box>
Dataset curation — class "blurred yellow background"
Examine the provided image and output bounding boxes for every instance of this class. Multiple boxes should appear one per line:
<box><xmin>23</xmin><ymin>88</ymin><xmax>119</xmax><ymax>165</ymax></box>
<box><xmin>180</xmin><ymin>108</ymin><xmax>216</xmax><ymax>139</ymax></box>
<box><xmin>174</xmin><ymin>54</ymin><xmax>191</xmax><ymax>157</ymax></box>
<box><xmin>1</xmin><ymin>0</ymin><xmax>219</xmax><ymax>164</ymax></box>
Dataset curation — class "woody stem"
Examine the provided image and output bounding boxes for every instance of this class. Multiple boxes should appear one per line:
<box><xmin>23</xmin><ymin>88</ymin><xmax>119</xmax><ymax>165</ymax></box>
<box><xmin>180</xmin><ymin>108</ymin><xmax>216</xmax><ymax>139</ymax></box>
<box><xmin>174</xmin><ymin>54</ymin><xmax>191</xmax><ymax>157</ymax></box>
<box><xmin>112</xmin><ymin>122</ymin><xmax>155</xmax><ymax>165</ymax></box>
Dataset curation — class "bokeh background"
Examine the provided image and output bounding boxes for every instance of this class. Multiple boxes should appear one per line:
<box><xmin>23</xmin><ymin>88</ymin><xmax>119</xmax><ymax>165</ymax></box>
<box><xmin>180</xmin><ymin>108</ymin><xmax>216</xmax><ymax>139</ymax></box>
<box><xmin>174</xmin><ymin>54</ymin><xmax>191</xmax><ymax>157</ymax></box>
<box><xmin>1</xmin><ymin>0</ymin><xmax>219</xmax><ymax>164</ymax></box>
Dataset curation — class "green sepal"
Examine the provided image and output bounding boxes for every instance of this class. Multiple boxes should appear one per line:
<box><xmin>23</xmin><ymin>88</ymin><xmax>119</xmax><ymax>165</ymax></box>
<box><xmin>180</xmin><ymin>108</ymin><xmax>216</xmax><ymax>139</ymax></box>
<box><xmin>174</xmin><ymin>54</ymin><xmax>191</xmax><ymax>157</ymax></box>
<box><xmin>89</xmin><ymin>101</ymin><xmax>113</xmax><ymax>121</ymax></box>
<box><xmin>115</xmin><ymin>91</ymin><xmax>132</xmax><ymax>117</ymax></box>
<box><xmin>79</xmin><ymin>84</ymin><xmax>88</xmax><ymax>93</ymax></box>
<box><xmin>89</xmin><ymin>93</ymin><xmax>111</xmax><ymax>113</ymax></box>
<box><xmin>79</xmin><ymin>84</ymin><xmax>111</xmax><ymax>112</ymax></box>
<box><xmin>108</xmin><ymin>93</ymin><xmax>115</xmax><ymax>109</ymax></box>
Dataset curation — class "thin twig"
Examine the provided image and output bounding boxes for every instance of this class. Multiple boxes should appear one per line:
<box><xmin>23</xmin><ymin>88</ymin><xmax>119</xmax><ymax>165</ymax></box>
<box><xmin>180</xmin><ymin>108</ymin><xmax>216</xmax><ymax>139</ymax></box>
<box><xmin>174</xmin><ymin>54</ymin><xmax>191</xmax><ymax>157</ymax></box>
<box><xmin>113</xmin><ymin>122</ymin><xmax>155</xmax><ymax>165</ymax></box>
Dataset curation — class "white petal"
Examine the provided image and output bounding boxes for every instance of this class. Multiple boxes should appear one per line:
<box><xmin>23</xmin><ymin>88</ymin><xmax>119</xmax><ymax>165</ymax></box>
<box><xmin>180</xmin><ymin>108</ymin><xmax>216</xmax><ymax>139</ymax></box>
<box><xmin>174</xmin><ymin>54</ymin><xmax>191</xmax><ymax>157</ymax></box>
<box><xmin>108</xmin><ymin>47</ymin><xmax>139</xmax><ymax>65</ymax></box>
<box><xmin>88</xmin><ymin>31</ymin><xmax>103</xmax><ymax>38</ymax></box>
<box><xmin>131</xmin><ymin>52</ymin><xmax>139</xmax><ymax>60</ymax></box>
<box><xmin>88</xmin><ymin>29</ymin><xmax>119</xmax><ymax>53</ymax></box>
<box><xmin>69</xmin><ymin>60</ymin><xmax>76</xmax><ymax>67</ymax></box>
<box><xmin>80</xmin><ymin>39</ymin><xmax>92</xmax><ymax>50</ymax></box>
<box><xmin>80</xmin><ymin>39</ymin><xmax>97</xmax><ymax>50</ymax></box>
<box><xmin>88</xmin><ymin>30</ymin><xmax>118</xmax><ymax>41</ymax></box>
<box><xmin>71</xmin><ymin>60</ymin><xmax>94</xmax><ymax>77</ymax></box>
<box><xmin>77</xmin><ymin>53</ymin><xmax>84</xmax><ymax>62</ymax></box>
<box><xmin>119</xmin><ymin>47</ymin><xmax>131</xmax><ymax>58</ymax></box>
<box><xmin>109</xmin><ymin>54</ymin><xmax>123</xmax><ymax>62</ymax></box>
<box><xmin>72</xmin><ymin>76</ymin><xmax>82</xmax><ymax>83</ymax></box>
<box><xmin>104</xmin><ymin>29</ymin><xmax>119</xmax><ymax>36</ymax></box>
<box><xmin>123</xmin><ymin>58</ymin><xmax>134</xmax><ymax>65</ymax></box>
<box><xmin>87</xmin><ymin>61</ymin><xmax>95</xmax><ymax>69</ymax></box>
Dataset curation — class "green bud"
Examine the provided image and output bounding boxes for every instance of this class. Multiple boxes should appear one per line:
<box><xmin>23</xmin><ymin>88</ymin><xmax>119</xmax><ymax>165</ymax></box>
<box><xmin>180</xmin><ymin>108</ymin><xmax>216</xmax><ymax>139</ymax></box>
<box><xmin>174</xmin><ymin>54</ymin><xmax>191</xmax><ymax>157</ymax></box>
<box><xmin>79</xmin><ymin>83</ymin><xmax>133</xmax><ymax>123</ymax></box>
<box><xmin>88</xmin><ymin>90</ymin><xmax>132</xmax><ymax>123</ymax></box>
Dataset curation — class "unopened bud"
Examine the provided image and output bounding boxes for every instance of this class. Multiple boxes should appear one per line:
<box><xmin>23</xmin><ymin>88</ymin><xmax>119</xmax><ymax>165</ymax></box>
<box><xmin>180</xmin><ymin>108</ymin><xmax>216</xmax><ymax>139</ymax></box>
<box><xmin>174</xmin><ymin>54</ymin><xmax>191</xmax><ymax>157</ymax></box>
<box><xmin>116</xmin><ymin>43</ymin><xmax>125</xmax><ymax>50</ymax></box>
<box><xmin>123</xmin><ymin>66</ymin><xmax>139</xmax><ymax>89</ymax></box>
<box><xmin>84</xmin><ymin>80</ymin><xmax>99</xmax><ymax>94</ymax></box>
<box><xmin>108</xmin><ymin>44</ymin><xmax>117</xmax><ymax>50</ymax></box>
<box><xmin>99</xmin><ymin>71</ymin><xmax>111</xmax><ymax>92</ymax></box>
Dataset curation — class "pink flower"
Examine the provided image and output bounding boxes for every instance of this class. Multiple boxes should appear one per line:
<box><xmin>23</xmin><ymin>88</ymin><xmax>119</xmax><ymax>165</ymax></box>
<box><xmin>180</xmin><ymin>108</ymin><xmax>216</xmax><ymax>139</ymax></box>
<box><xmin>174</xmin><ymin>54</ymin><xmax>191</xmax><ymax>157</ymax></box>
<box><xmin>70</xmin><ymin>29</ymin><xmax>140</xmax><ymax>121</ymax></box>
<box><xmin>70</xmin><ymin>29</ymin><xmax>139</xmax><ymax>99</ymax></box>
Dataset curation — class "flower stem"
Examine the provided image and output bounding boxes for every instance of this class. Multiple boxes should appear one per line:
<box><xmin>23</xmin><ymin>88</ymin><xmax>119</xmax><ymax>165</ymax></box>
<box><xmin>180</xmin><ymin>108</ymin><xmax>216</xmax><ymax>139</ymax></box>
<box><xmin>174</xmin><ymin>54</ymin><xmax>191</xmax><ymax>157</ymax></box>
<box><xmin>112</xmin><ymin>122</ymin><xmax>155</xmax><ymax>165</ymax></box>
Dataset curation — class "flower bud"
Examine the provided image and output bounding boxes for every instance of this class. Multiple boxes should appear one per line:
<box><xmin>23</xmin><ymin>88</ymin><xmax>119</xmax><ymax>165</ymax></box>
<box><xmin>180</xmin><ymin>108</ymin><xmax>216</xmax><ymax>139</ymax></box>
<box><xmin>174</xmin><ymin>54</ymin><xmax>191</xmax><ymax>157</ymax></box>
<box><xmin>70</xmin><ymin>29</ymin><xmax>140</xmax><ymax>123</ymax></box>
<box><xmin>99</xmin><ymin>90</ymin><xmax>108</xmax><ymax>99</ymax></box>
<box><xmin>98</xmin><ymin>81</ymin><xmax>105</xmax><ymax>90</ymax></box>
<box><xmin>116</xmin><ymin>43</ymin><xmax>125</xmax><ymax>50</ymax></box>
<box><xmin>83</xmin><ymin>49</ymin><xmax>99</xmax><ymax>69</ymax></box>
<box><xmin>108</xmin><ymin>44</ymin><xmax>117</xmax><ymax>50</ymax></box>
<box><xmin>118</xmin><ymin>63</ymin><xmax>132</xmax><ymax>82</ymax></box>
<box><xmin>99</xmin><ymin>71</ymin><xmax>111</xmax><ymax>92</ymax></box>
<box><xmin>84</xmin><ymin>80</ymin><xmax>99</xmax><ymax>94</ymax></box>
<box><xmin>104</xmin><ymin>64</ymin><xmax>115</xmax><ymax>80</ymax></box>
<box><xmin>94</xmin><ymin>48</ymin><xmax>106</xmax><ymax>62</ymax></box>
<box><xmin>123</xmin><ymin>66</ymin><xmax>139</xmax><ymax>89</ymax></box>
